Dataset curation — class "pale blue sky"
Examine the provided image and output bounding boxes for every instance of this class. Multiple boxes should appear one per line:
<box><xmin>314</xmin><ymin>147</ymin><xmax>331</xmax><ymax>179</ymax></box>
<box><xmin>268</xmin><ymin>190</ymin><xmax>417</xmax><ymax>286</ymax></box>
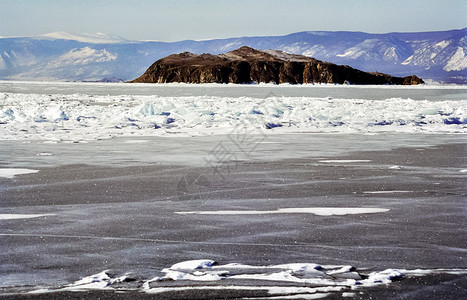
<box><xmin>1</xmin><ymin>0</ymin><xmax>466</xmax><ymax>41</ymax></box>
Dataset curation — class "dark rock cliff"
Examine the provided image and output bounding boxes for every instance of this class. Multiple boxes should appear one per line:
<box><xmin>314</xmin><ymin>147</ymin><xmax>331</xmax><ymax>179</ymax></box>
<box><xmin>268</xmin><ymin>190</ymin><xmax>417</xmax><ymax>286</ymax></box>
<box><xmin>130</xmin><ymin>46</ymin><xmax>424</xmax><ymax>85</ymax></box>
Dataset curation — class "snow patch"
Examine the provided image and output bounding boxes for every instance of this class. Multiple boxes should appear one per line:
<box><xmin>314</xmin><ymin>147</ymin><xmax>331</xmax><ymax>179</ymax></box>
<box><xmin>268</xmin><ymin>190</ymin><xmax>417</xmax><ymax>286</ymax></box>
<box><xmin>144</xmin><ymin>285</ymin><xmax>332</xmax><ymax>299</ymax></box>
<box><xmin>0</xmin><ymin>168</ymin><xmax>39</xmax><ymax>178</ymax></box>
<box><xmin>363</xmin><ymin>190</ymin><xmax>412</xmax><ymax>194</ymax></box>
<box><xmin>123</xmin><ymin>139</ymin><xmax>150</xmax><ymax>144</ymax></box>
<box><xmin>444</xmin><ymin>47</ymin><xmax>467</xmax><ymax>71</ymax></box>
<box><xmin>40</xmin><ymin>32</ymin><xmax>127</xmax><ymax>44</ymax></box>
<box><xmin>0</xmin><ymin>214</ymin><xmax>55</xmax><ymax>220</ymax></box>
<box><xmin>47</xmin><ymin>47</ymin><xmax>117</xmax><ymax>67</ymax></box>
<box><xmin>383</xmin><ymin>47</ymin><xmax>398</xmax><ymax>60</ymax></box>
<box><xmin>169</xmin><ymin>259</ymin><xmax>216</xmax><ymax>270</ymax></box>
<box><xmin>37</xmin><ymin>152</ymin><xmax>53</xmax><ymax>156</ymax></box>
<box><xmin>401</xmin><ymin>55</ymin><xmax>413</xmax><ymax>65</ymax></box>
<box><xmin>263</xmin><ymin>50</ymin><xmax>309</xmax><ymax>61</ymax></box>
<box><xmin>336</xmin><ymin>49</ymin><xmax>363</xmax><ymax>59</ymax></box>
<box><xmin>0</xmin><ymin>55</ymin><xmax>6</xmax><ymax>70</ymax></box>
<box><xmin>342</xmin><ymin>292</ymin><xmax>357</xmax><ymax>297</ymax></box>
<box><xmin>220</xmin><ymin>42</ymin><xmax>243</xmax><ymax>51</ymax></box>
<box><xmin>175</xmin><ymin>207</ymin><xmax>390</xmax><ymax>216</ymax></box>
<box><xmin>435</xmin><ymin>40</ymin><xmax>451</xmax><ymax>49</ymax></box>
<box><xmin>319</xmin><ymin>160</ymin><xmax>372</xmax><ymax>163</ymax></box>
<box><xmin>57</xmin><ymin>271</ymin><xmax>131</xmax><ymax>292</ymax></box>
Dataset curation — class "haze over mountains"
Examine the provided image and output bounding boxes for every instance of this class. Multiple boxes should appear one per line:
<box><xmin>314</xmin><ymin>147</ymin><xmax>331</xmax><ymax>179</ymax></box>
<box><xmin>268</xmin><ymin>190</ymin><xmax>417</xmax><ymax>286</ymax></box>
<box><xmin>0</xmin><ymin>28</ymin><xmax>466</xmax><ymax>83</ymax></box>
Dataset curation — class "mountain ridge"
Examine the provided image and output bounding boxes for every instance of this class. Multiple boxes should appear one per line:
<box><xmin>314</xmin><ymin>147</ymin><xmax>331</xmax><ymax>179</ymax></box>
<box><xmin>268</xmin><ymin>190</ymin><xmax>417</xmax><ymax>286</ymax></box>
<box><xmin>0</xmin><ymin>28</ymin><xmax>465</xmax><ymax>83</ymax></box>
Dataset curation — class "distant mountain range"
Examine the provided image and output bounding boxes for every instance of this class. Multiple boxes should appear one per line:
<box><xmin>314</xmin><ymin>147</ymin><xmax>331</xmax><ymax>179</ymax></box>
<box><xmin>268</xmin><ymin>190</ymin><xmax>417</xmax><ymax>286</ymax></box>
<box><xmin>0</xmin><ymin>29</ymin><xmax>466</xmax><ymax>83</ymax></box>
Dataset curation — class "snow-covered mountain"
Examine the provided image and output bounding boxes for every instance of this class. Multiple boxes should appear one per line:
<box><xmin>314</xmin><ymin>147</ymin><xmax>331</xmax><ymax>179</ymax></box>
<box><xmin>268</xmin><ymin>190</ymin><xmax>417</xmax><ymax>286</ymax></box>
<box><xmin>39</xmin><ymin>32</ymin><xmax>128</xmax><ymax>44</ymax></box>
<box><xmin>0</xmin><ymin>29</ymin><xmax>466</xmax><ymax>83</ymax></box>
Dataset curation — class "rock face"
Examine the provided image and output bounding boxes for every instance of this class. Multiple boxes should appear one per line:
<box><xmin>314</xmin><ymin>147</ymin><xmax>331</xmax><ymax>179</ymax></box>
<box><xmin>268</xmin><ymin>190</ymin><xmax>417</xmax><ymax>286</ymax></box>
<box><xmin>130</xmin><ymin>46</ymin><xmax>424</xmax><ymax>85</ymax></box>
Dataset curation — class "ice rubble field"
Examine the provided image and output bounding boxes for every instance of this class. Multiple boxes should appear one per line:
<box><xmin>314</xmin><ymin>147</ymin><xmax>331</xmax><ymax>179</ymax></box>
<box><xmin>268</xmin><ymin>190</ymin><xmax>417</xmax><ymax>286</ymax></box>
<box><xmin>30</xmin><ymin>259</ymin><xmax>467</xmax><ymax>298</ymax></box>
<box><xmin>0</xmin><ymin>91</ymin><xmax>466</xmax><ymax>141</ymax></box>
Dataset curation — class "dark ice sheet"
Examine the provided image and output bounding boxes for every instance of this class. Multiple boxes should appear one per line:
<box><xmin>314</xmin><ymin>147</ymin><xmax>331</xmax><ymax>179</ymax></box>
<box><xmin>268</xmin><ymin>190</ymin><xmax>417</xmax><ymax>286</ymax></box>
<box><xmin>0</xmin><ymin>134</ymin><xmax>466</xmax><ymax>297</ymax></box>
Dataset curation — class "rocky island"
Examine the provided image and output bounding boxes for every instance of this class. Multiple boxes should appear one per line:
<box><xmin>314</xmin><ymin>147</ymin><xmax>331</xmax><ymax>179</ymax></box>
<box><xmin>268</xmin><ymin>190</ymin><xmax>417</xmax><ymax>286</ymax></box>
<box><xmin>130</xmin><ymin>46</ymin><xmax>423</xmax><ymax>85</ymax></box>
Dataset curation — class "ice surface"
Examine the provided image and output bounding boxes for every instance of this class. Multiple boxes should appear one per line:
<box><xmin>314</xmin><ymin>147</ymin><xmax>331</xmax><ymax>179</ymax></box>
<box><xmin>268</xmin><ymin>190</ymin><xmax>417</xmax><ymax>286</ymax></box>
<box><xmin>0</xmin><ymin>168</ymin><xmax>39</xmax><ymax>178</ymax></box>
<box><xmin>175</xmin><ymin>207</ymin><xmax>390</xmax><ymax>216</ymax></box>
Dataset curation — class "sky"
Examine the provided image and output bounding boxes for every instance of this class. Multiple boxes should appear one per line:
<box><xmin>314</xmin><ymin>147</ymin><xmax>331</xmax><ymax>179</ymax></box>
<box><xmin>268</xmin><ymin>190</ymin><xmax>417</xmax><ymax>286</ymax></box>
<box><xmin>1</xmin><ymin>0</ymin><xmax>466</xmax><ymax>41</ymax></box>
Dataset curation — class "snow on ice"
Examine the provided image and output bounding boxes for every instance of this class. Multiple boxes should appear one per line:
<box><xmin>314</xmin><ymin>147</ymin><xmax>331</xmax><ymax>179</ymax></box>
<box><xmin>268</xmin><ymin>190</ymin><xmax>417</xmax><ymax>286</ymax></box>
<box><xmin>0</xmin><ymin>168</ymin><xmax>39</xmax><ymax>178</ymax></box>
<box><xmin>174</xmin><ymin>207</ymin><xmax>390</xmax><ymax>216</ymax></box>
<box><xmin>0</xmin><ymin>213</ymin><xmax>54</xmax><ymax>220</ymax></box>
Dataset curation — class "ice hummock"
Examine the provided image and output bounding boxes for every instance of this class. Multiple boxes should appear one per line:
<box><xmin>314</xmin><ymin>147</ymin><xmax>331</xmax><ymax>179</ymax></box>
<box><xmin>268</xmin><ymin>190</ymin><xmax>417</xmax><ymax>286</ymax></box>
<box><xmin>1</xmin><ymin>91</ymin><xmax>465</xmax><ymax>142</ymax></box>
<box><xmin>29</xmin><ymin>259</ymin><xmax>467</xmax><ymax>298</ymax></box>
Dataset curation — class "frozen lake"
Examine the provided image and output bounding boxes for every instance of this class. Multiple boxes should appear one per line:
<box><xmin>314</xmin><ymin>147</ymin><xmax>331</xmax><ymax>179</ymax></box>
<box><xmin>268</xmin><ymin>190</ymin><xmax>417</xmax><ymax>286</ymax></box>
<box><xmin>0</xmin><ymin>82</ymin><xmax>466</xmax><ymax>299</ymax></box>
